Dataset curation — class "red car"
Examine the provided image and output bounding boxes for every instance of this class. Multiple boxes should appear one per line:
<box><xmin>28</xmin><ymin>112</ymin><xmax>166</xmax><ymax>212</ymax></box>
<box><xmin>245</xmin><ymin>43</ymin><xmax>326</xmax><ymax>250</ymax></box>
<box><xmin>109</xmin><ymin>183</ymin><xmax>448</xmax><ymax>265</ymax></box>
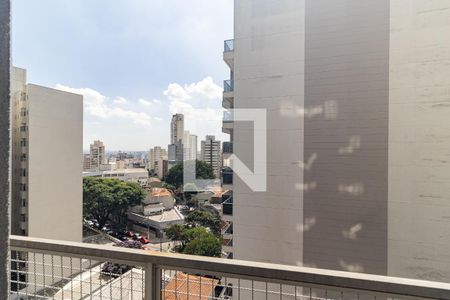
<box><xmin>139</xmin><ymin>236</ymin><xmax>150</xmax><ymax>244</ymax></box>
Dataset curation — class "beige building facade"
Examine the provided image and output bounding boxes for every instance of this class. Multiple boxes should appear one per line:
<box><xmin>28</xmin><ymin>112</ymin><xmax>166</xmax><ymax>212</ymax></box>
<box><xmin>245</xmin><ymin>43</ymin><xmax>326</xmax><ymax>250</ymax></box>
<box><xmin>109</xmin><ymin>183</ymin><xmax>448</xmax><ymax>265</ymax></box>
<box><xmin>226</xmin><ymin>0</ymin><xmax>450</xmax><ymax>282</ymax></box>
<box><xmin>11</xmin><ymin>67</ymin><xmax>83</xmax><ymax>242</ymax></box>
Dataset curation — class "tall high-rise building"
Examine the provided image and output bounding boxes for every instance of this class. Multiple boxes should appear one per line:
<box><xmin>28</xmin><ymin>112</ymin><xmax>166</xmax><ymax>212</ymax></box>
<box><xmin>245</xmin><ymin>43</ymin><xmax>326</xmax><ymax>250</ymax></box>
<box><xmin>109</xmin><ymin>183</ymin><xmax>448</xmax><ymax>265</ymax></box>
<box><xmin>89</xmin><ymin>140</ymin><xmax>105</xmax><ymax>171</ymax></box>
<box><xmin>169</xmin><ymin>114</ymin><xmax>184</xmax><ymax>163</ymax></box>
<box><xmin>183</xmin><ymin>131</ymin><xmax>197</xmax><ymax>161</ymax></box>
<box><xmin>201</xmin><ymin>135</ymin><xmax>221</xmax><ymax>178</ymax></box>
<box><xmin>170</xmin><ymin>114</ymin><xmax>184</xmax><ymax>145</ymax></box>
<box><xmin>148</xmin><ymin>146</ymin><xmax>167</xmax><ymax>171</ymax></box>
<box><xmin>11</xmin><ymin>67</ymin><xmax>83</xmax><ymax>242</ymax></box>
<box><xmin>224</xmin><ymin>0</ymin><xmax>450</xmax><ymax>282</ymax></box>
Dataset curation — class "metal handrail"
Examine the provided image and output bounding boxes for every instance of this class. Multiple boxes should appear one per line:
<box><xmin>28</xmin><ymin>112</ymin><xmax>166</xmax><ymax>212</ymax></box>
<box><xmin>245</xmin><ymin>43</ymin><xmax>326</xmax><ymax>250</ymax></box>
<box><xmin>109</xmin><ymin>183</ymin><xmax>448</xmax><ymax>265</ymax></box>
<box><xmin>9</xmin><ymin>235</ymin><xmax>450</xmax><ymax>299</ymax></box>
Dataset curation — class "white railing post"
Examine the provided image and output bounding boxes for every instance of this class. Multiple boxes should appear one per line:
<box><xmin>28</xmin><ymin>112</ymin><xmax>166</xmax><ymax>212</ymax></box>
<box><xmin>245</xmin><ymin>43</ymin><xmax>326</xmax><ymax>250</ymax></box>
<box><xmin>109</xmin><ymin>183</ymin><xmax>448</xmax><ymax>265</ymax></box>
<box><xmin>145</xmin><ymin>263</ymin><xmax>161</xmax><ymax>300</ymax></box>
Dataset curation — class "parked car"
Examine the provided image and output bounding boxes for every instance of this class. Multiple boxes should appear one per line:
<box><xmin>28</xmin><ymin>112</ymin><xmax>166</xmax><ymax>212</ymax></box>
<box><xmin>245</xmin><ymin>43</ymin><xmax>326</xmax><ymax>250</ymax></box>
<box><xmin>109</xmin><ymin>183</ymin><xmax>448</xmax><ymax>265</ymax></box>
<box><xmin>139</xmin><ymin>236</ymin><xmax>150</xmax><ymax>244</ymax></box>
<box><xmin>101</xmin><ymin>262</ymin><xmax>130</xmax><ymax>278</ymax></box>
<box><xmin>131</xmin><ymin>233</ymin><xmax>141</xmax><ymax>241</ymax></box>
<box><xmin>126</xmin><ymin>231</ymin><xmax>134</xmax><ymax>237</ymax></box>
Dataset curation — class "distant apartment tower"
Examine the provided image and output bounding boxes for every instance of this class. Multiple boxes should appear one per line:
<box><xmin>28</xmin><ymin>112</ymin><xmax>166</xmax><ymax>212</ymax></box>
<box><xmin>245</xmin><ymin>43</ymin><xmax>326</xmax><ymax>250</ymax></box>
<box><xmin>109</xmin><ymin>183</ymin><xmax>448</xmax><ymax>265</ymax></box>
<box><xmin>201</xmin><ymin>135</ymin><xmax>221</xmax><ymax>178</ymax></box>
<box><xmin>155</xmin><ymin>159</ymin><xmax>169</xmax><ymax>180</ymax></box>
<box><xmin>83</xmin><ymin>154</ymin><xmax>91</xmax><ymax>171</ymax></box>
<box><xmin>148</xmin><ymin>146</ymin><xmax>167</xmax><ymax>171</ymax></box>
<box><xmin>89</xmin><ymin>140</ymin><xmax>105</xmax><ymax>171</ymax></box>
<box><xmin>11</xmin><ymin>67</ymin><xmax>83</xmax><ymax>242</ymax></box>
<box><xmin>170</xmin><ymin>114</ymin><xmax>184</xmax><ymax>145</ymax></box>
<box><xmin>183</xmin><ymin>131</ymin><xmax>197</xmax><ymax>161</ymax></box>
<box><xmin>225</xmin><ymin>0</ymin><xmax>450</xmax><ymax>282</ymax></box>
<box><xmin>168</xmin><ymin>114</ymin><xmax>184</xmax><ymax>163</ymax></box>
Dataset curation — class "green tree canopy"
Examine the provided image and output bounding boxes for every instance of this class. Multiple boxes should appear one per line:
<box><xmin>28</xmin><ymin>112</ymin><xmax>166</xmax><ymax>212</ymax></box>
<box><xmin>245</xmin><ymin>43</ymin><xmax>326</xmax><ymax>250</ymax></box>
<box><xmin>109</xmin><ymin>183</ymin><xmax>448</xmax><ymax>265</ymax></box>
<box><xmin>83</xmin><ymin>177</ymin><xmax>146</xmax><ymax>229</ymax></box>
<box><xmin>182</xmin><ymin>227</ymin><xmax>222</xmax><ymax>257</ymax></box>
<box><xmin>164</xmin><ymin>160</ymin><xmax>215</xmax><ymax>189</ymax></box>
<box><xmin>186</xmin><ymin>210</ymin><xmax>221</xmax><ymax>235</ymax></box>
<box><xmin>165</xmin><ymin>225</ymin><xmax>222</xmax><ymax>257</ymax></box>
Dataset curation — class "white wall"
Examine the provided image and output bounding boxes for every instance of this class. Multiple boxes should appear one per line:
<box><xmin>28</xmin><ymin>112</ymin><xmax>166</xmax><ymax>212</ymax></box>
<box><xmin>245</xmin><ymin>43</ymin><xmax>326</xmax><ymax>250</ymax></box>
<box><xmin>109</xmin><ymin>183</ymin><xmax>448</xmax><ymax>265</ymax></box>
<box><xmin>233</xmin><ymin>0</ymin><xmax>306</xmax><ymax>265</ymax></box>
<box><xmin>388</xmin><ymin>0</ymin><xmax>450</xmax><ymax>281</ymax></box>
<box><xmin>27</xmin><ymin>84</ymin><xmax>83</xmax><ymax>242</ymax></box>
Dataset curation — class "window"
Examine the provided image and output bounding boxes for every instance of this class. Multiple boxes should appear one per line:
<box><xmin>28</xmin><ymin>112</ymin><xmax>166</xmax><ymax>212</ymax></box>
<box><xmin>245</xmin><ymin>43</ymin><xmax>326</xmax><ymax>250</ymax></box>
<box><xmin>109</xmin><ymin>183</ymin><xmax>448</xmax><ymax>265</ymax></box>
<box><xmin>21</xmin><ymin>199</ymin><xmax>26</xmax><ymax>207</ymax></box>
<box><xmin>20</xmin><ymin>108</ymin><xmax>27</xmax><ymax>117</ymax></box>
<box><xmin>20</xmin><ymin>123</ymin><xmax>27</xmax><ymax>132</ymax></box>
<box><xmin>20</xmin><ymin>154</ymin><xmax>27</xmax><ymax>162</ymax></box>
<box><xmin>20</xmin><ymin>214</ymin><xmax>26</xmax><ymax>222</ymax></box>
<box><xmin>20</xmin><ymin>184</ymin><xmax>26</xmax><ymax>192</ymax></box>
<box><xmin>20</xmin><ymin>138</ymin><xmax>27</xmax><ymax>147</ymax></box>
<box><xmin>20</xmin><ymin>168</ymin><xmax>26</xmax><ymax>177</ymax></box>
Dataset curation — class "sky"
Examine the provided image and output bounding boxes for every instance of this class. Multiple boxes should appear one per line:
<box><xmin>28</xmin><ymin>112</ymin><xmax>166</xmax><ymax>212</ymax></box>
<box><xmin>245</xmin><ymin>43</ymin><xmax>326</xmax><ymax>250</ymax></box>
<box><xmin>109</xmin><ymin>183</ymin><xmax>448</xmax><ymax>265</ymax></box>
<box><xmin>12</xmin><ymin>0</ymin><xmax>233</xmax><ymax>151</ymax></box>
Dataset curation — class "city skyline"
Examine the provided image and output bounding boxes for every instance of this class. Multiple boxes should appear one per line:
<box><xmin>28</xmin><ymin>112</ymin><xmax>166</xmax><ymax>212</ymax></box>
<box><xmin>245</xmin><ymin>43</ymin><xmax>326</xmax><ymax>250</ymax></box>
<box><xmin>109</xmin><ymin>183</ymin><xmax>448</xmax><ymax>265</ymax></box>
<box><xmin>12</xmin><ymin>0</ymin><xmax>232</xmax><ymax>151</ymax></box>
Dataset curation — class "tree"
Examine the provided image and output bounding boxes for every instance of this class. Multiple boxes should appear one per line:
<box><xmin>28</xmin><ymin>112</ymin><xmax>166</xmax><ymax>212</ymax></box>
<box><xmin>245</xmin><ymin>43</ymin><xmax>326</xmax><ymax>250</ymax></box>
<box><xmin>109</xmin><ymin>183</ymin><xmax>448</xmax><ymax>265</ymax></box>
<box><xmin>164</xmin><ymin>160</ymin><xmax>215</xmax><ymax>189</ymax></box>
<box><xmin>83</xmin><ymin>177</ymin><xmax>146</xmax><ymax>229</ymax></box>
<box><xmin>186</xmin><ymin>211</ymin><xmax>221</xmax><ymax>235</ymax></box>
<box><xmin>182</xmin><ymin>227</ymin><xmax>222</xmax><ymax>257</ymax></box>
<box><xmin>165</xmin><ymin>225</ymin><xmax>222</xmax><ymax>257</ymax></box>
<box><xmin>165</xmin><ymin>224</ymin><xmax>186</xmax><ymax>242</ymax></box>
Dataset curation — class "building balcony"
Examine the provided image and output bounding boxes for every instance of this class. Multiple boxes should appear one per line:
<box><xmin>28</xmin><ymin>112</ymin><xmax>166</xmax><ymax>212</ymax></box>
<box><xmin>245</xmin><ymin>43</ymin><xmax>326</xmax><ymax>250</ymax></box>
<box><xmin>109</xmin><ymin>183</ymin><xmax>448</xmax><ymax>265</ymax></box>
<box><xmin>222</xmin><ymin>110</ymin><xmax>233</xmax><ymax>135</ymax></box>
<box><xmin>222</xmin><ymin>79</ymin><xmax>234</xmax><ymax>109</ymax></box>
<box><xmin>223</xmin><ymin>39</ymin><xmax>234</xmax><ymax>69</ymax></box>
<box><xmin>9</xmin><ymin>235</ymin><xmax>450</xmax><ymax>299</ymax></box>
<box><xmin>222</xmin><ymin>142</ymin><xmax>233</xmax><ymax>161</ymax></box>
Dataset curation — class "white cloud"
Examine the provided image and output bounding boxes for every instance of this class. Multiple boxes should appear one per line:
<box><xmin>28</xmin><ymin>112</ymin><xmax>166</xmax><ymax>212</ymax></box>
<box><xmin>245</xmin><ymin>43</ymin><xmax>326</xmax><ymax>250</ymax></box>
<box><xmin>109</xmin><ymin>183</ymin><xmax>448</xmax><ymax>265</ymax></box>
<box><xmin>139</xmin><ymin>98</ymin><xmax>161</xmax><ymax>107</ymax></box>
<box><xmin>163</xmin><ymin>77</ymin><xmax>222</xmax><ymax>102</ymax></box>
<box><xmin>164</xmin><ymin>83</ymin><xmax>191</xmax><ymax>101</ymax></box>
<box><xmin>113</xmin><ymin>97</ymin><xmax>127</xmax><ymax>105</ymax></box>
<box><xmin>138</xmin><ymin>98</ymin><xmax>153</xmax><ymax>107</ymax></box>
<box><xmin>55</xmin><ymin>84</ymin><xmax>151</xmax><ymax>126</ymax></box>
<box><xmin>185</xmin><ymin>77</ymin><xmax>222</xmax><ymax>99</ymax></box>
<box><xmin>169</xmin><ymin>100</ymin><xmax>221</xmax><ymax>122</ymax></box>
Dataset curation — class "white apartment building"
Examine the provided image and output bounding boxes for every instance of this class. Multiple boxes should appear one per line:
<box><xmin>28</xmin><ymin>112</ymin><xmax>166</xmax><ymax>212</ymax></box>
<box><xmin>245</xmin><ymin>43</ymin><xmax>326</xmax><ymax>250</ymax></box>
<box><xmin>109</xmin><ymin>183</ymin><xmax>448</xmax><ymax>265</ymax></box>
<box><xmin>11</xmin><ymin>67</ymin><xmax>83</xmax><ymax>242</ymax></box>
<box><xmin>83</xmin><ymin>168</ymin><xmax>149</xmax><ymax>186</ymax></box>
<box><xmin>225</xmin><ymin>0</ymin><xmax>450</xmax><ymax>282</ymax></box>
<box><xmin>148</xmin><ymin>146</ymin><xmax>167</xmax><ymax>171</ymax></box>
<box><xmin>89</xmin><ymin>140</ymin><xmax>105</xmax><ymax>171</ymax></box>
<box><xmin>201</xmin><ymin>135</ymin><xmax>221</xmax><ymax>178</ymax></box>
<box><xmin>183</xmin><ymin>131</ymin><xmax>197</xmax><ymax>161</ymax></box>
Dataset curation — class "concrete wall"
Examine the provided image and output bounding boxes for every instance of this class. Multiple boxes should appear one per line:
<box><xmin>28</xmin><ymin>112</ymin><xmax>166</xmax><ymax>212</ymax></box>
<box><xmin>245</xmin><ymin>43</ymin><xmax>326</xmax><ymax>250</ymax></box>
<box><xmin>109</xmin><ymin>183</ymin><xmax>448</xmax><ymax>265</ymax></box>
<box><xmin>0</xmin><ymin>0</ymin><xmax>10</xmax><ymax>295</ymax></box>
<box><xmin>388</xmin><ymin>0</ymin><xmax>450</xmax><ymax>281</ymax></box>
<box><xmin>233</xmin><ymin>0</ymin><xmax>306</xmax><ymax>265</ymax></box>
<box><xmin>303</xmin><ymin>0</ymin><xmax>390</xmax><ymax>275</ymax></box>
<box><xmin>232</xmin><ymin>0</ymin><xmax>450</xmax><ymax>283</ymax></box>
<box><xmin>27</xmin><ymin>84</ymin><xmax>83</xmax><ymax>242</ymax></box>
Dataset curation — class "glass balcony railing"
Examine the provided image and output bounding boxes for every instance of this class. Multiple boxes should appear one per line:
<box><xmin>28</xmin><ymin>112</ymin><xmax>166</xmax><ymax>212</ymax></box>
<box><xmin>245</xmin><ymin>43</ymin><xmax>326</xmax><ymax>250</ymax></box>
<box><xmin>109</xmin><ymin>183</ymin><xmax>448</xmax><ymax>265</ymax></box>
<box><xmin>223</xmin><ymin>142</ymin><xmax>233</xmax><ymax>153</ymax></box>
<box><xmin>223</xmin><ymin>110</ymin><xmax>233</xmax><ymax>123</ymax></box>
<box><xmin>223</xmin><ymin>79</ymin><xmax>234</xmax><ymax>92</ymax></box>
<box><xmin>9</xmin><ymin>235</ymin><xmax>450</xmax><ymax>299</ymax></box>
<box><xmin>224</xmin><ymin>39</ymin><xmax>234</xmax><ymax>52</ymax></box>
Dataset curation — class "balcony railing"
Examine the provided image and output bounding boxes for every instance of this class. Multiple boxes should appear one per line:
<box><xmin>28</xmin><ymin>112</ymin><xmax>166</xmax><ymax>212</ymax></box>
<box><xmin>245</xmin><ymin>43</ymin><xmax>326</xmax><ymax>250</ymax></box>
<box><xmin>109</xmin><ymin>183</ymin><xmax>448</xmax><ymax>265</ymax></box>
<box><xmin>223</xmin><ymin>142</ymin><xmax>233</xmax><ymax>154</ymax></box>
<box><xmin>223</xmin><ymin>110</ymin><xmax>233</xmax><ymax>123</ymax></box>
<box><xmin>224</xmin><ymin>39</ymin><xmax>234</xmax><ymax>52</ymax></box>
<box><xmin>9</xmin><ymin>235</ymin><xmax>450</xmax><ymax>300</ymax></box>
<box><xmin>223</xmin><ymin>80</ymin><xmax>234</xmax><ymax>93</ymax></box>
